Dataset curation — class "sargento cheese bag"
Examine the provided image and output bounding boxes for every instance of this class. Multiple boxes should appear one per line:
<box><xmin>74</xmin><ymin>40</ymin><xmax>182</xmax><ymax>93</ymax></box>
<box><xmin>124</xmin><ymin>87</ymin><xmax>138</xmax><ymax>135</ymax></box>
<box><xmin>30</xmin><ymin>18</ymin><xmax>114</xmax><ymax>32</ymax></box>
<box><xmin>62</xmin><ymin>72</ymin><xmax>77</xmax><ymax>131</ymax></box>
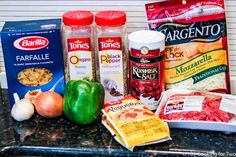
<box><xmin>145</xmin><ymin>0</ymin><xmax>231</xmax><ymax>93</ymax></box>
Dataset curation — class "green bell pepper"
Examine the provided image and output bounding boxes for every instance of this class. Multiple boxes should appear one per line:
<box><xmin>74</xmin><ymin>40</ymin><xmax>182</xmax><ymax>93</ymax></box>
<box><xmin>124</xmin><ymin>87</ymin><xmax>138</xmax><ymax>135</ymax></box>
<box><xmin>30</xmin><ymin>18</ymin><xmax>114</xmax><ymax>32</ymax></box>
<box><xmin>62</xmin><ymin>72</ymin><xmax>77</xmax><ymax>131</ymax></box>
<box><xmin>63</xmin><ymin>80</ymin><xmax>105</xmax><ymax>125</ymax></box>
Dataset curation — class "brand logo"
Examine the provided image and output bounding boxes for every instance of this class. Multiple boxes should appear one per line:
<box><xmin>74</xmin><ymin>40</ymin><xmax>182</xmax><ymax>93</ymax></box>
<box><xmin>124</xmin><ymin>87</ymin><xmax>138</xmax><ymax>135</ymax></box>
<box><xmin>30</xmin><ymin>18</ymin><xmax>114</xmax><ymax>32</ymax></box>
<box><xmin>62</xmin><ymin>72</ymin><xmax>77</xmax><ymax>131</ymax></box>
<box><xmin>14</xmin><ymin>36</ymin><xmax>49</xmax><ymax>50</ymax></box>
<box><xmin>140</xmin><ymin>47</ymin><xmax>149</xmax><ymax>55</ymax></box>
<box><xmin>99</xmin><ymin>37</ymin><xmax>121</xmax><ymax>51</ymax></box>
<box><xmin>132</xmin><ymin>66</ymin><xmax>158</xmax><ymax>80</ymax></box>
<box><xmin>158</xmin><ymin>19</ymin><xmax>226</xmax><ymax>45</ymax></box>
<box><xmin>67</xmin><ymin>38</ymin><xmax>90</xmax><ymax>52</ymax></box>
<box><xmin>165</xmin><ymin>101</ymin><xmax>184</xmax><ymax>114</ymax></box>
<box><xmin>140</xmin><ymin>58</ymin><xmax>150</xmax><ymax>63</ymax></box>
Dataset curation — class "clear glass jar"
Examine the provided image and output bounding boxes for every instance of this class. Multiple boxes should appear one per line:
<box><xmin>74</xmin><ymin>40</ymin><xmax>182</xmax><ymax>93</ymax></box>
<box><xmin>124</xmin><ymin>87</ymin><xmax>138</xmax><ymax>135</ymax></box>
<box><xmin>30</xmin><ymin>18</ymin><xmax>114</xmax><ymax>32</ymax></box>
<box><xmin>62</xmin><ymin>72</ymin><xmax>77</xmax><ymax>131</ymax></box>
<box><xmin>95</xmin><ymin>10</ymin><xmax>128</xmax><ymax>103</ymax></box>
<box><xmin>62</xmin><ymin>10</ymin><xmax>95</xmax><ymax>83</ymax></box>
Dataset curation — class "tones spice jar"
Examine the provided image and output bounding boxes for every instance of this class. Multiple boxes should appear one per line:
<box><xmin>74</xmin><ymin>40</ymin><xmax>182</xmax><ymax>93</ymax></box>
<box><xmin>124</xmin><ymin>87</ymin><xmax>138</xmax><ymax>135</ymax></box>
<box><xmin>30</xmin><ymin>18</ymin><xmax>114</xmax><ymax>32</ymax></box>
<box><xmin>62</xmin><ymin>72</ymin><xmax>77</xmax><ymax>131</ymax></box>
<box><xmin>95</xmin><ymin>10</ymin><xmax>128</xmax><ymax>103</ymax></box>
<box><xmin>62</xmin><ymin>10</ymin><xmax>95</xmax><ymax>82</ymax></box>
<box><xmin>128</xmin><ymin>30</ymin><xmax>165</xmax><ymax>110</ymax></box>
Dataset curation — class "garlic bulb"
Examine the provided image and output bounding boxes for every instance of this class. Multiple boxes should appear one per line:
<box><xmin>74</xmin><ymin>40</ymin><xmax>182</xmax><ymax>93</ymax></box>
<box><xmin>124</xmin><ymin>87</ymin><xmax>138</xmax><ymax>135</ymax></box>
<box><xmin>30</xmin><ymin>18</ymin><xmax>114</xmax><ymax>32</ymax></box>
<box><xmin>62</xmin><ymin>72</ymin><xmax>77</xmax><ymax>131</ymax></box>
<box><xmin>11</xmin><ymin>93</ymin><xmax>35</xmax><ymax>121</ymax></box>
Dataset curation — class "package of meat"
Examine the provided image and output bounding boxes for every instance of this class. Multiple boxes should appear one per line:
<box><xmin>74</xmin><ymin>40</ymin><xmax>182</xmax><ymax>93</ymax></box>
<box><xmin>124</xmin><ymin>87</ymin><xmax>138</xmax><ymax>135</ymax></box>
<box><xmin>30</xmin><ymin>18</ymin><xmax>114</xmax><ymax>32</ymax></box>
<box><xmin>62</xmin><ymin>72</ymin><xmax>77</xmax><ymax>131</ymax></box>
<box><xmin>145</xmin><ymin>0</ymin><xmax>231</xmax><ymax>93</ymax></box>
<box><xmin>155</xmin><ymin>89</ymin><xmax>236</xmax><ymax>133</ymax></box>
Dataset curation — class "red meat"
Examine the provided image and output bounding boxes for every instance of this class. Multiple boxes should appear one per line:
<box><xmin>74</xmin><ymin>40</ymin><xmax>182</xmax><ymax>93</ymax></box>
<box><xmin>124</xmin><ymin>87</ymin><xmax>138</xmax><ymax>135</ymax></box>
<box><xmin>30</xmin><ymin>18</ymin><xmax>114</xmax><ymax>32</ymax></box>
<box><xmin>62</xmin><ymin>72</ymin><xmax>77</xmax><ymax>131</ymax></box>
<box><xmin>159</xmin><ymin>92</ymin><xmax>231</xmax><ymax>122</ymax></box>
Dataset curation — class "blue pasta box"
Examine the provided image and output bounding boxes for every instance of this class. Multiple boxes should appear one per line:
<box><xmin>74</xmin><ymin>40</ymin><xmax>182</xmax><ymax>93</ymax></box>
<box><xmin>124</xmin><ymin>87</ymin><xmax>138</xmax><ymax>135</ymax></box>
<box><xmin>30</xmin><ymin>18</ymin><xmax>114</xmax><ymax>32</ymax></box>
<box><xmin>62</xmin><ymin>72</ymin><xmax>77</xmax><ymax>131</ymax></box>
<box><xmin>1</xmin><ymin>19</ymin><xmax>65</xmax><ymax>107</ymax></box>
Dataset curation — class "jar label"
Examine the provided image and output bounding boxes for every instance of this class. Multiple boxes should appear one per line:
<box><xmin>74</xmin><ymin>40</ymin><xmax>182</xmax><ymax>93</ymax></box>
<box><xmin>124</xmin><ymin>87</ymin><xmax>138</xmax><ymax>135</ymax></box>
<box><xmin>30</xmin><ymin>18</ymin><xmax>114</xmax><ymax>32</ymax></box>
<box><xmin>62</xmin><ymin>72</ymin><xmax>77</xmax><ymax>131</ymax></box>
<box><xmin>67</xmin><ymin>38</ymin><xmax>93</xmax><ymax>81</ymax></box>
<box><xmin>129</xmin><ymin>48</ymin><xmax>165</xmax><ymax>110</ymax></box>
<box><xmin>98</xmin><ymin>37</ymin><xmax>124</xmax><ymax>103</ymax></box>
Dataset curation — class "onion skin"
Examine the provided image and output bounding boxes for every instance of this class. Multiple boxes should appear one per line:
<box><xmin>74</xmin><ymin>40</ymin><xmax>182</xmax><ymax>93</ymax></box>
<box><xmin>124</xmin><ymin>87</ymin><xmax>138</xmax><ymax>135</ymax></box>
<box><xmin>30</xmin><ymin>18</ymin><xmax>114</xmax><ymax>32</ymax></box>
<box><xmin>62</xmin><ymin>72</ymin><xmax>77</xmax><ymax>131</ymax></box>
<box><xmin>35</xmin><ymin>91</ymin><xmax>63</xmax><ymax>118</ymax></box>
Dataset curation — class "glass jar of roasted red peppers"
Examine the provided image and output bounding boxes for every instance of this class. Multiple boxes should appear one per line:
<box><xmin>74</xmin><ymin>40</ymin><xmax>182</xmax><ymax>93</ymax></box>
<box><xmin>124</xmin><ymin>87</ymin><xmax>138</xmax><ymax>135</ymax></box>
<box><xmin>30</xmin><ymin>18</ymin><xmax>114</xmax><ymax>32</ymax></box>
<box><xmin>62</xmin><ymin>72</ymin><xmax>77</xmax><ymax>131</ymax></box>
<box><xmin>128</xmin><ymin>30</ymin><xmax>166</xmax><ymax>110</ymax></box>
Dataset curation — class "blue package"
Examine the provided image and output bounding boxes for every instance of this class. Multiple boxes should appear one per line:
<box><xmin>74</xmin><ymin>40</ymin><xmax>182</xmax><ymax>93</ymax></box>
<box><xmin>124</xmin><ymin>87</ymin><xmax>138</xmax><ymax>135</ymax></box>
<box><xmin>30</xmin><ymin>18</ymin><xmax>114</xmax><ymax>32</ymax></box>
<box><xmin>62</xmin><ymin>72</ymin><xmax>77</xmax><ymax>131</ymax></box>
<box><xmin>1</xmin><ymin>19</ymin><xmax>65</xmax><ymax>107</ymax></box>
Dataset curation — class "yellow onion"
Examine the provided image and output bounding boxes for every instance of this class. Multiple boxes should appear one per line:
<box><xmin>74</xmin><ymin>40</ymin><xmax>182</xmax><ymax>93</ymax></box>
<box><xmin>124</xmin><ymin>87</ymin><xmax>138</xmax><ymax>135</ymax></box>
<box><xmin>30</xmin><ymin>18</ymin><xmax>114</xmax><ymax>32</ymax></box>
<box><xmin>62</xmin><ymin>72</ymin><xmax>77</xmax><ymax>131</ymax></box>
<box><xmin>35</xmin><ymin>91</ymin><xmax>63</xmax><ymax>118</ymax></box>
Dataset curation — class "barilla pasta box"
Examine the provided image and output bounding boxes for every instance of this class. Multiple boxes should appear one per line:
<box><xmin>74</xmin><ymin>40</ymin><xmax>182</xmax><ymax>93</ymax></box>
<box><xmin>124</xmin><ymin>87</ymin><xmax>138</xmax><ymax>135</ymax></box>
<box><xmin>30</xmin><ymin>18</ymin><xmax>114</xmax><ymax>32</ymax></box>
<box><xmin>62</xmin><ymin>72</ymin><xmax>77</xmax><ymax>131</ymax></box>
<box><xmin>1</xmin><ymin>19</ymin><xmax>65</xmax><ymax>107</ymax></box>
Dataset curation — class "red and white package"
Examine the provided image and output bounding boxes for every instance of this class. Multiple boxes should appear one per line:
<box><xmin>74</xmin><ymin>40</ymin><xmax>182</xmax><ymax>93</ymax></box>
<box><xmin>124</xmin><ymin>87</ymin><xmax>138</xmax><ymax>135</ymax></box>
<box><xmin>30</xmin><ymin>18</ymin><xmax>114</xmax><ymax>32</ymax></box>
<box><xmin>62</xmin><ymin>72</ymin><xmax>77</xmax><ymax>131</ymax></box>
<box><xmin>145</xmin><ymin>0</ymin><xmax>231</xmax><ymax>94</ymax></box>
<box><xmin>155</xmin><ymin>89</ymin><xmax>236</xmax><ymax>133</ymax></box>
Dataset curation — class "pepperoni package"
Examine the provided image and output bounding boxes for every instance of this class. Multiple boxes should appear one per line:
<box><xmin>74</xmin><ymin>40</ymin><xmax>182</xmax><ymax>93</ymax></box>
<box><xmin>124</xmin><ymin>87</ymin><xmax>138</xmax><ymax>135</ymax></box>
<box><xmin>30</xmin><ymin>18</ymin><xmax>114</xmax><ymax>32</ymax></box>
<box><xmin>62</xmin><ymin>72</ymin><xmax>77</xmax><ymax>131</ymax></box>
<box><xmin>155</xmin><ymin>89</ymin><xmax>236</xmax><ymax>133</ymax></box>
<box><xmin>102</xmin><ymin>95</ymin><xmax>171</xmax><ymax>150</ymax></box>
<box><xmin>145</xmin><ymin>0</ymin><xmax>231</xmax><ymax>93</ymax></box>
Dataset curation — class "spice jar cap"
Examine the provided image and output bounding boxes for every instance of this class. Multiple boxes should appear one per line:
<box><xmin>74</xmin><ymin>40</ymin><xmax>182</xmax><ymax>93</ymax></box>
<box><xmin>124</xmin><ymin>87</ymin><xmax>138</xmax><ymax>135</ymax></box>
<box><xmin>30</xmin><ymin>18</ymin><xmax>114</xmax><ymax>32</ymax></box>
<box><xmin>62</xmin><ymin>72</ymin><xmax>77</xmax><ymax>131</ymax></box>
<box><xmin>63</xmin><ymin>10</ymin><xmax>94</xmax><ymax>26</ymax></box>
<box><xmin>95</xmin><ymin>10</ymin><xmax>126</xmax><ymax>26</ymax></box>
<box><xmin>128</xmin><ymin>30</ymin><xmax>166</xmax><ymax>51</ymax></box>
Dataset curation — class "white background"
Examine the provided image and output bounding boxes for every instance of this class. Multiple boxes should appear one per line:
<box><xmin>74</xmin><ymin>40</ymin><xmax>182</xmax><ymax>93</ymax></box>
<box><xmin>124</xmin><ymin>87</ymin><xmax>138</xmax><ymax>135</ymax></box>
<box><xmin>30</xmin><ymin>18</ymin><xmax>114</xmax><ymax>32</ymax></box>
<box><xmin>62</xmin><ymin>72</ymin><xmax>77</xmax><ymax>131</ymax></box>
<box><xmin>0</xmin><ymin>0</ymin><xmax>235</xmax><ymax>93</ymax></box>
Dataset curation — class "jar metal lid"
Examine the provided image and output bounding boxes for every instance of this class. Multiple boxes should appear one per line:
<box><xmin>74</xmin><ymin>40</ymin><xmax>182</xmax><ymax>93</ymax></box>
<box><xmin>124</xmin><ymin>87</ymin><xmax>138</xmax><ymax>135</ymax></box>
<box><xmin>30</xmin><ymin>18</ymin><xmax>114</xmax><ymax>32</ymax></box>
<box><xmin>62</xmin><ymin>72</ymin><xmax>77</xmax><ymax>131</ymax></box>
<box><xmin>95</xmin><ymin>10</ymin><xmax>126</xmax><ymax>26</ymax></box>
<box><xmin>63</xmin><ymin>10</ymin><xmax>94</xmax><ymax>26</ymax></box>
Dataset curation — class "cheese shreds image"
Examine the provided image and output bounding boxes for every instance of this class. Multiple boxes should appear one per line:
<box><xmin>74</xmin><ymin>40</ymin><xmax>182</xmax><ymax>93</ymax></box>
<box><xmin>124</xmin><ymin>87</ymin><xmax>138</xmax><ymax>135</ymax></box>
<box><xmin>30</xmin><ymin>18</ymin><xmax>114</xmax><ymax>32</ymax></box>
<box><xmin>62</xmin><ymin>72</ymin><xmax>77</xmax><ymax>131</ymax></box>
<box><xmin>145</xmin><ymin>0</ymin><xmax>231</xmax><ymax>93</ymax></box>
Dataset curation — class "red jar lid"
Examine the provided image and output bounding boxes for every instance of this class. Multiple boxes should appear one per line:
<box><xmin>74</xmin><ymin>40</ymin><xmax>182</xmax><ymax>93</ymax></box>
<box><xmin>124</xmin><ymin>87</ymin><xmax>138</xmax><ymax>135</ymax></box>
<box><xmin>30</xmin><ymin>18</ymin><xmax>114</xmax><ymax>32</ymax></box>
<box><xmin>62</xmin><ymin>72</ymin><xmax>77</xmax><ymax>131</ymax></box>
<box><xmin>63</xmin><ymin>10</ymin><xmax>93</xmax><ymax>26</ymax></box>
<box><xmin>95</xmin><ymin>10</ymin><xmax>126</xmax><ymax>26</ymax></box>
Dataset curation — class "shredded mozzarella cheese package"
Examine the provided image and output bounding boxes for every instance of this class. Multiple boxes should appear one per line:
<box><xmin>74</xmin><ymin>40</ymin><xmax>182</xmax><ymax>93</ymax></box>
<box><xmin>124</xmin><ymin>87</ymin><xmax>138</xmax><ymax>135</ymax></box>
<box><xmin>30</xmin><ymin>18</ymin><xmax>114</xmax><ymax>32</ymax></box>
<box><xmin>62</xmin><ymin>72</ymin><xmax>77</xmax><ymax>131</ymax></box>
<box><xmin>145</xmin><ymin>0</ymin><xmax>231</xmax><ymax>93</ymax></box>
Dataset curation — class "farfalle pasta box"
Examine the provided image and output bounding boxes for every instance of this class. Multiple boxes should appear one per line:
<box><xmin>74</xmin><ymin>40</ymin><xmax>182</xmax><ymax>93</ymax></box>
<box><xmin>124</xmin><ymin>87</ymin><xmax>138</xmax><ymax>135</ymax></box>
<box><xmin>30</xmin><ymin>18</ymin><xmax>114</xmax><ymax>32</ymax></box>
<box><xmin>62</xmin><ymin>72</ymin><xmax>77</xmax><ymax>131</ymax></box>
<box><xmin>1</xmin><ymin>19</ymin><xmax>65</xmax><ymax>107</ymax></box>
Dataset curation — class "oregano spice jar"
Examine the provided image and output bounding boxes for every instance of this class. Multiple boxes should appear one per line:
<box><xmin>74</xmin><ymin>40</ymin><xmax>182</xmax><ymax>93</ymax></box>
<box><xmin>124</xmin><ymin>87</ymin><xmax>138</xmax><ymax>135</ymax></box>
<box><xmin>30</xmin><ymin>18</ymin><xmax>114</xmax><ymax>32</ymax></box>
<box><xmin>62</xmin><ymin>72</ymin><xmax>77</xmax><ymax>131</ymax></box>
<box><xmin>62</xmin><ymin>10</ymin><xmax>95</xmax><ymax>82</ymax></box>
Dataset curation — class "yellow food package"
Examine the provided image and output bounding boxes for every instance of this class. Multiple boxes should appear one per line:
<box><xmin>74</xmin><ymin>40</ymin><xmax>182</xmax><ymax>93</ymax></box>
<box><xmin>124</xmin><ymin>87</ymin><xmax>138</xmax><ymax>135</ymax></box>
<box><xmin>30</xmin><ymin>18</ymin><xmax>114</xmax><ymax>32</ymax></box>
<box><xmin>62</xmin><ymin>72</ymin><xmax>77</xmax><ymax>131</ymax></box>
<box><xmin>102</xmin><ymin>95</ymin><xmax>171</xmax><ymax>150</ymax></box>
